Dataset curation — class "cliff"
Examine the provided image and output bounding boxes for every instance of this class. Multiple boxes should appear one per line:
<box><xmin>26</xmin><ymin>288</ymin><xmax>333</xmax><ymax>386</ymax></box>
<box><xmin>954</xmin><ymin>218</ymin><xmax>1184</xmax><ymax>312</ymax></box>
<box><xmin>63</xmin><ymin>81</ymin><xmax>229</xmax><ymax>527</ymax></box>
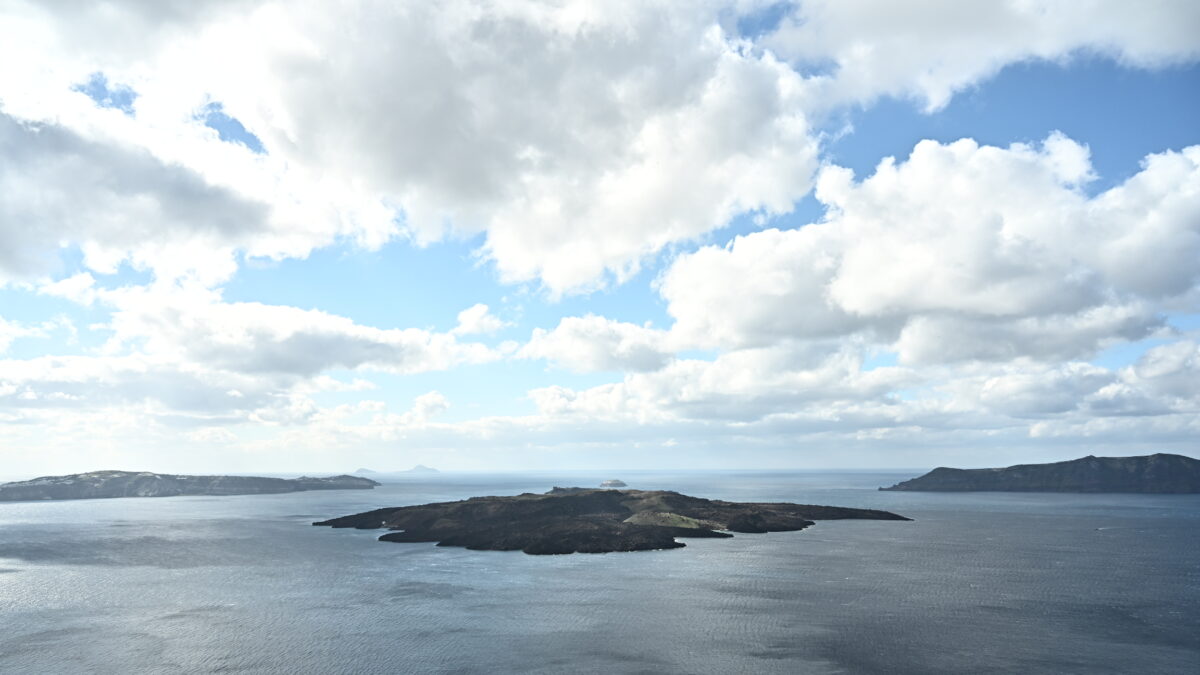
<box><xmin>879</xmin><ymin>453</ymin><xmax>1200</xmax><ymax>493</ymax></box>
<box><xmin>0</xmin><ymin>470</ymin><xmax>380</xmax><ymax>502</ymax></box>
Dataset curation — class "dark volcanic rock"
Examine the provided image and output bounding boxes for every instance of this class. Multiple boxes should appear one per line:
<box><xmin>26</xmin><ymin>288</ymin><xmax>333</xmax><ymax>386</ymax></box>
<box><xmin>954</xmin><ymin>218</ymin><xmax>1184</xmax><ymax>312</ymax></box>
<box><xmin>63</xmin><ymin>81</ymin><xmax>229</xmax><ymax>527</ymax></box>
<box><xmin>314</xmin><ymin>487</ymin><xmax>909</xmax><ymax>555</ymax></box>
<box><xmin>879</xmin><ymin>453</ymin><xmax>1200</xmax><ymax>493</ymax></box>
<box><xmin>0</xmin><ymin>471</ymin><xmax>380</xmax><ymax>502</ymax></box>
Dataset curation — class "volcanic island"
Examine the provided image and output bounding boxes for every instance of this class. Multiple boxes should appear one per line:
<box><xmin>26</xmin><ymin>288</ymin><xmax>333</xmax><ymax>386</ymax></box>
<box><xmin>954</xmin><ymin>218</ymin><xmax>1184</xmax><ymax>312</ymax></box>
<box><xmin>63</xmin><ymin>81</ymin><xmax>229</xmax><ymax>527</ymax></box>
<box><xmin>314</xmin><ymin>487</ymin><xmax>910</xmax><ymax>555</ymax></box>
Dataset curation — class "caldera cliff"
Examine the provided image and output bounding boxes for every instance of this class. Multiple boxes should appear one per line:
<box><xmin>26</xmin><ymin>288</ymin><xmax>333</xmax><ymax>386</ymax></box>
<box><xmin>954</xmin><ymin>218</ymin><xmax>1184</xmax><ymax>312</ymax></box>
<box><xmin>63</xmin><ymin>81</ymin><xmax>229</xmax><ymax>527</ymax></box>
<box><xmin>0</xmin><ymin>471</ymin><xmax>380</xmax><ymax>502</ymax></box>
<box><xmin>879</xmin><ymin>453</ymin><xmax>1200</xmax><ymax>493</ymax></box>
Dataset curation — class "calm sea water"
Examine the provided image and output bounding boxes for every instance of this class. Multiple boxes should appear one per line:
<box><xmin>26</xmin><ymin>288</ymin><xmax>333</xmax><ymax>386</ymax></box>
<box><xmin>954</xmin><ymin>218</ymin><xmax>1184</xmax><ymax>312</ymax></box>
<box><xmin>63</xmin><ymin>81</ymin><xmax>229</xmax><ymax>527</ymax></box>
<box><xmin>0</xmin><ymin>471</ymin><xmax>1197</xmax><ymax>674</ymax></box>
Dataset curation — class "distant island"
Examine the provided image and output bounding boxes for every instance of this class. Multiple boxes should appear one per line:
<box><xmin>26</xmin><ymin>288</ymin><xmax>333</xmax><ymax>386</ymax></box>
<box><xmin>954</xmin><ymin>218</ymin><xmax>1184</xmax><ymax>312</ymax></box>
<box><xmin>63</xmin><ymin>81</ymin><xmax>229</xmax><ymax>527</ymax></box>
<box><xmin>354</xmin><ymin>465</ymin><xmax>438</xmax><ymax>476</ymax></box>
<box><xmin>0</xmin><ymin>471</ymin><xmax>380</xmax><ymax>502</ymax></box>
<box><xmin>600</xmin><ymin>479</ymin><xmax>627</xmax><ymax>487</ymax></box>
<box><xmin>314</xmin><ymin>487</ymin><xmax>909</xmax><ymax>555</ymax></box>
<box><xmin>402</xmin><ymin>464</ymin><xmax>439</xmax><ymax>474</ymax></box>
<box><xmin>879</xmin><ymin>453</ymin><xmax>1200</xmax><ymax>493</ymax></box>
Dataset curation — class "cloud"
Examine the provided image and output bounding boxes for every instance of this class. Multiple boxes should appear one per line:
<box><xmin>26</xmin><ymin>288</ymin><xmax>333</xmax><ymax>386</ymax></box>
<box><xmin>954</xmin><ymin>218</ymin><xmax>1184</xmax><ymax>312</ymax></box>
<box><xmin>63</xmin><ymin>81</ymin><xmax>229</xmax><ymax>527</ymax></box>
<box><xmin>0</xmin><ymin>317</ymin><xmax>48</xmax><ymax>353</ymax></box>
<box><xmin>974</xmin><ymin>363</ymin><xmax>1116</xmax><ymax>417</ymax></box>
<box><xmin>765</xmin><ymin>0</ymin><xmax>1200</xmax><ymax>110</ymax></box>
<box><xmin>0</xmin><ymin>1</ymin><xmax>821</xmax><ymax>294</ymax></box>
<box><xmin>529</xmin><ymin>345</ymin><xmax>918</xmax><ymax>423</ymax></box>
<box><xmin>520</xmin><ymin>315</ymin><xmax>672</xmax><ymax>373</ymax></box>
<box><xmin>661</xmin><ymin>136</ymin><xmax>1199</xmax><ymax>364</ymax></box>
<box><xmin>236</xmin><ymin>1</ymin><xmax>820</xmax><ymax>293</ymax></box>
<box><xmin>0</xmin><ymin>282</ymin><xmax>501</xmax><ymax>436</ymax></box>
<box><xmin>0</xmin><ymin>354</ymin><xmax>275</xmax><ymax>416</ymax></box>
<box><xmin>368</xmin><ymin>391</ymin><xmax>451</xmax><ymax>432</ymax></box>
<box><xmin>99</xmin><ymin>284</ymin><xmax>500</xmax><ymax>377</ymax></box>
<box><xmin>1</xmin><ymin>2</ymin><xmax>1198</xmax><ymax>472</ymax></box>
<box><xmin>4</xmin><ymin>2</ymin><xmax>1196</xmax><ymax>294</ymax></box>
<box><xmin>513</xmin><ymin>335</ymin><xmax>1198</xmax><ymax>462</ymax></box>
<box><xmin>451</xmin><ymin>304</ymin><xmax>507</xmax><ymax>336</ymax></box>
<box><xmin>1125</xmin><ymin>341</ymin><xmax>1200</xmax><ymax>400</ymax></box>
<box><xmin>39</xmin><ymin>273</ymin><xmax>99</xmax><ymax>305</ymax></box>
<box><xmin>0</xmin><ymin>113</ymin><xmax>269</xmax><ymax>284</ymax></box>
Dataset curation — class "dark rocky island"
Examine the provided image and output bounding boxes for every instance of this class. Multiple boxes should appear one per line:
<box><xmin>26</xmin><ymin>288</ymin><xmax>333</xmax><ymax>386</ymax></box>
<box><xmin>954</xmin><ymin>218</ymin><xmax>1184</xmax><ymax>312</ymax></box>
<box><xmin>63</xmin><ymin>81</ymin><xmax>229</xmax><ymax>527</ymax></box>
<box><xmin>0</xmin><ymin>470</ymin><xmax>380</xmax><ymax>502</ymax></box>
<box><xmin>314</xmin><ymin>487</ymin><xmax>909</xmax><ymax>555</ymax></box>
<box><xmin>880</xmin><ymin>453</ymin><xmax>1200</xmax><ymax>493</ymax></box>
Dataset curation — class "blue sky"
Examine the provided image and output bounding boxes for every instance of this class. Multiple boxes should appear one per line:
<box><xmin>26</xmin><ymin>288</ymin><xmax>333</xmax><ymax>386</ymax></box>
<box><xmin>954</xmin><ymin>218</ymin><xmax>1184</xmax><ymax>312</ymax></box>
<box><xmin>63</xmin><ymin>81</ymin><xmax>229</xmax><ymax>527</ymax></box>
<box><xmin>1</xmin><ymin>1</ymin><xmax>1198</xmax><ymax>476</ymax></box>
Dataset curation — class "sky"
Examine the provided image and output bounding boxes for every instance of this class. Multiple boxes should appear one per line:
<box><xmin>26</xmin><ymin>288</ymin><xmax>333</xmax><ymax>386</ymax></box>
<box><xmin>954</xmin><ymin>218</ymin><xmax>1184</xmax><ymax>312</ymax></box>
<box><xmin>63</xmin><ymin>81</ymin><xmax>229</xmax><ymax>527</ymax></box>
<box><xmin>0</xmin><ymin>0</ymin><xmax>1198</xmax><ymax>476</ymax></box>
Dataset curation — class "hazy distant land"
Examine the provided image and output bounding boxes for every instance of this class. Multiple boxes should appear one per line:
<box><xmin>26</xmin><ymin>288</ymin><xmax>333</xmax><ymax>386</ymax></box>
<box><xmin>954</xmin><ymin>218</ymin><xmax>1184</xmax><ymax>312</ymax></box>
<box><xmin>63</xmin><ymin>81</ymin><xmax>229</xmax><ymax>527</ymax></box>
<box><xmin>880</xmin><ymin>454</ymin><xmax>1200</xmax><ymax>493</ymax></box>
<box><xmin>0</xmin><ymin>471</ymin><xmax>380</xmax><ymax>502</ymax></box>
<box><xmin>315</xmin><ymin>486</ymin><xmax>909</xmax><ymax>555</ymax></box>
<box><xmin>354</xmin><ymin>465</ymin><xmax>439</xmax><ymax>476</ymax></box>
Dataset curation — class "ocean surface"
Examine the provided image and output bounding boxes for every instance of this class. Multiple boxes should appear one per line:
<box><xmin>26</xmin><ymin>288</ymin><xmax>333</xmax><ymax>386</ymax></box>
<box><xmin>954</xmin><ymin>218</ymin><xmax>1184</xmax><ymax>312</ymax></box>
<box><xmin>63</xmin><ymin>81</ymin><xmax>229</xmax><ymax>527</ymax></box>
<box><xmin>0</xmin><ymin>471</ymin><xmax>1197</xmax><ymax>674</ymax></box>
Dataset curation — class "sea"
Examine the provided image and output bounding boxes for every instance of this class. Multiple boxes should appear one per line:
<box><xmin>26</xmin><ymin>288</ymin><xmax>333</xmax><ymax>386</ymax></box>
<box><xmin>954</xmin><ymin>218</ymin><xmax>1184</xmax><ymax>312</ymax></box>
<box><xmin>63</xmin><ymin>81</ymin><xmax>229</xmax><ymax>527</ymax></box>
<box><xmin>0</xmin><ymin>471</ymin><xmax>1197</xmax><ymax>674</ymax></box>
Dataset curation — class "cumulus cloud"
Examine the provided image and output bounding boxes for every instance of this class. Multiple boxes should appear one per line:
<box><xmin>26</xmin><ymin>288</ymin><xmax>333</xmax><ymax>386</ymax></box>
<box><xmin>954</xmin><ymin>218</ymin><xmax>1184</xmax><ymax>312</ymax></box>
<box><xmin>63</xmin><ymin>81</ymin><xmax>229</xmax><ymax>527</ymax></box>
<box><xmin>368</xmin><ymin>391</ymin><xmax>451</xmax><ymax>432</ymax></box>
<box><xmin>1125</xmin><ymin>341</ymin><xmax>1200</xmax><ymax>400</ymax></box>
<box><xmin>1</xmin><ymin>1</ymin><xmax>1198</xmax><ymax>471</ymax></box>
<box><xmin>214</xmin><ymin>1</ymin><xmax>818</xmax><ymax>293</ymax></box>
<box><xmin>766</xmin><ymin>0</ymin><xmax>1200</xmax><ymax>110</ymax></box>
<box><xmin>0</xmin><ymin>0</ymin><xmax>823</xmax><ymax>294</ymax></box>
<box><xmin>99</xmin><ymin>284</ymin><xmax>500</xmax><ymax>377</ymax></box>
<box><xmin>451</xmin><ymin>304</ymin><xmax>507</xmax><ymax>336</ymax></box>
<box><xmin>0</xmin><ymin>354</ymin><xmax>274</xmax><ymax>417</ymax></box>
<box><xmin>529</xmin><ymin>345</ymin><xmax>917</xmax><ymax>423</ymax></box>
<box><xmin>516</xmin><ymin>336</ymin><xmax>1199</xmax><ymax>462</ymax></box>
<box><xmin>0</xmin><ymin>316</ymin><xmax>47</xmax><ymax>353</ymax></box>
<box><xmin>661</xmin><ymin>136</ymin><xmax>1200</xmax><ymax>364</ymax></box>
<box><xmin>520</xmin><ymin>315</ymin><xmax>672</xmax><ymax>373</ymax></box>
<box><xmin>0</xmin><ymin>113</ymin><xmax>268</xmax><ymax>283</ymax></box>
<box><xmin>477</xmin><ymin>132</ymin><xmax>1199</xmax><ymax>457</ymax></box>
<box><xmin>974</xmin><ymin>363</ymin><xmax>1117</xmax><ymax>417</ymax></box>
<box><xmin>0</xmin><ymin>282</ymin><xmax>501</xmax><ymax>437</ymax></box>
<box><xmin>4</xmin><ymin>1</ymin><xmax>1196</xmax><ymax>294</ymax></box>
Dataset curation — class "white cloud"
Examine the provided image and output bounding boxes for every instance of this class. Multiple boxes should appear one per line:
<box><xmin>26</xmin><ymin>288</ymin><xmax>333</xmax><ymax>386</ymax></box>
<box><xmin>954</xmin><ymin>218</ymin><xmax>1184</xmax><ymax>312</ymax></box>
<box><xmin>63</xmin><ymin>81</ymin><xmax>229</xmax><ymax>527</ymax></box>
<box><xmin>370</xmin><ymin>391</ymin><xmax>451</xmax><ymax>432</ymax></box>
<box><xmin>529</xmin><ymin>345</ymin><xmax>918</xmax><ymax>423</ymax></box>
<box><xmin>661</xmin><ymin>137</ymin><xmax>1200</xmax><ymax>364</ymax></box>
<box><xmin>3</xmin><ymin>1</ymin><xmax>1196</xmax><ymax>295</ymax></box>
<box><xmin>101</xmin><ymin>283</ymin><xmax>499</xmax><ymax>377</ymax></box>
<box><xmin>1125</xmin><ymin>341</ymin><xmax>1200</xmax><ymax>400</ymax></box>
<box><xmin>520</xmin><ymin>315</ymin><xmax>672</xmax><ymax>373</ymax></box>
<box><xmin>0</xmin><ymin>282</ymin><xmax>500</xmax><ymax>438</ymax></box>
<box><xmin>39</xmin><ymin>273</ymin><xmax>99</xmax><ymax>306</ymax></box>
<box><xmin>0</xmin><ymin>316</ymin><xmax>47</xmax><ymax>353</ymax></box>
<box><xmin>0</xmin><ymin>0</ymin><xmax>824</xmax><ymax>294</ymax></box>
<box><xmin>1</xmin><ymin>2</ymin><xmax>1198</xmax><ymax>472</ymax></box>
<box><xmin>766</xmin><ymin>0</ymin><xmax>1200</xmax><ymax>110</ymax></box>
<box><xmin>451</xmin><ymin>304</ymin><xmax>507</xmax><ymax>336</ymax></box>
<box><xmin>0</xmin><ymin>354</ymin><xmax>272</xmax><ymax>416</ymax></box>
<box><xmin>0</xmin><ymin>114</ymin><xmax>268</xmax><ymax>284</ymax></box>
<box><xmin>892</xmin><ymin>305</ymin><xmax>1159</xmax><ymax>364</ymax></box>
<box><xmin>974</xmin><ymin>363</ymin><xmax>1117</xmax><ymax>417</ymax></box>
